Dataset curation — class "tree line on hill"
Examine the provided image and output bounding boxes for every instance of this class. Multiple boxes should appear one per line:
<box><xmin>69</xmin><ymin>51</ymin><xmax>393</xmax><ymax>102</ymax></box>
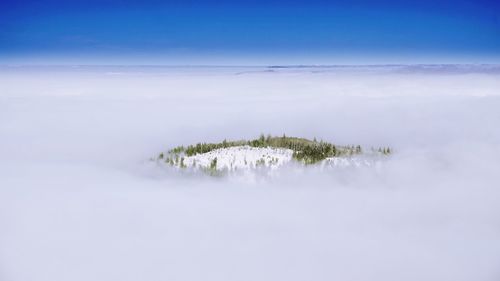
<box><xmin>163</xmin><ymin>134</ymin><xmax>388</xmax><ymax>165</ymax></box>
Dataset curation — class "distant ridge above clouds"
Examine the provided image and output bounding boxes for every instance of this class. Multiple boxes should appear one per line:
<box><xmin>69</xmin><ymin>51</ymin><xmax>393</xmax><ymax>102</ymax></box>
<box><xmin>267</xmin><ymin>64</ymin><xmax>500</xmax><ymax>74</ymax></box>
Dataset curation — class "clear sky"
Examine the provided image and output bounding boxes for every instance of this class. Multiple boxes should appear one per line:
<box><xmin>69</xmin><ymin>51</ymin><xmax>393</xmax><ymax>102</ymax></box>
<box><xmin>1</xmin><ymin>0</ymin><xmax>499</xmax><ymax>64</ymax></box>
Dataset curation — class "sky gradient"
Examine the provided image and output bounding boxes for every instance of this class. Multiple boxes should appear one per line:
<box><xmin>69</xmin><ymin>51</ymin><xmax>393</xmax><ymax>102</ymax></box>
<box><xmin>1</xmin><ymin>0</ymin><xmax>499</xmax><ymax>64</ymax></box>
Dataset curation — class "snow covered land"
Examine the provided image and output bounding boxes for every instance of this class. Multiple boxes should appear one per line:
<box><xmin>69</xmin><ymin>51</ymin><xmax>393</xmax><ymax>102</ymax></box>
<box><xmin>157</xmin><ymin>142</ymin><xmax>383</xmax><ymax>174</ymax></box>
<box><xmin>1</xmin><ymin>65</ymin><xmax>500</xmax><ymax>281</ymax></box>
<box><xmin>162</xmin><ymin>145</ymin><xmax>380</xmax><ymax>171</ymax></box>
<box><xmin>171</xmin><ymin>146</ymin><xmax>294</xmax><ymax>171</ymax></box>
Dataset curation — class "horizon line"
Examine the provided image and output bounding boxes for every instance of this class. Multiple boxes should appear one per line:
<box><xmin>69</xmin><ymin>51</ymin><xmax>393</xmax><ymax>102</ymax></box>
<box><xmin>2</xmin><ymin>63</ymin><xmax>500</xmax><ymax>67</ymax></box>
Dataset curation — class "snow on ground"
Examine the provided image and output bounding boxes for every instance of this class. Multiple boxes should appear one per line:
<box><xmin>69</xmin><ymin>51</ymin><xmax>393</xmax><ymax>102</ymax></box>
<box><xmin>181</xmin><ymin>146</ymin><xmax>293</xmax><ymax>170</ymax></box>
<box><xmin>163</xmin><ymin>145</ymin><xmax>381</xmax><ymax>173</ymax></box>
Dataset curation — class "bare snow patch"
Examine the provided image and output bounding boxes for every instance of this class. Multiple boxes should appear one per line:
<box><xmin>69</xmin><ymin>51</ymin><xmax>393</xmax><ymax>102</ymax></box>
<box><xmin>182</xmin><ymin>145</ymin><xmax>293</xmax><ymax>171</ymax></box>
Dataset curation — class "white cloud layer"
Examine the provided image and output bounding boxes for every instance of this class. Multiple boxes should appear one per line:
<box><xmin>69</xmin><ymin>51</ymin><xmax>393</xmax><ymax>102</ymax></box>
<box><xmin>1</xmin><ymin>66</ymin><xmax>499</xmax><ymax>281</ymax></box>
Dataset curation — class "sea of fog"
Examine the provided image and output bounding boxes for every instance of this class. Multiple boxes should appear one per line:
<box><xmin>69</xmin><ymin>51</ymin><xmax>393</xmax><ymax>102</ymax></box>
<box><xmin>1</xmin><ymin>65</ymin><xmax>499</xmax><ymax>281</ymax></box>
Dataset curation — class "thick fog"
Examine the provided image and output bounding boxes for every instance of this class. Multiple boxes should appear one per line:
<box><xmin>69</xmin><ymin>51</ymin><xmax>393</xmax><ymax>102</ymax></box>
<box><xmin>1</xmin><ymin>66</ymin><xmax>499</xmax><ymax>281</ymax></box>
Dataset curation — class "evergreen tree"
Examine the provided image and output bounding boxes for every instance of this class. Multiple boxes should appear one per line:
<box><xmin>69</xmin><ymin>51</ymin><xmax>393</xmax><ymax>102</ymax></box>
<box><xmin>210</xmin><ymin>157</ymin><xmax>218</xmax><ymax>170</ymax></box>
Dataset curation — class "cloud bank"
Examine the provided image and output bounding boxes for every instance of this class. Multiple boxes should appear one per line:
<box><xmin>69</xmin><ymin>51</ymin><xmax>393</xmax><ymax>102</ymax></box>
<box><xmin>1</xmin><ymin>66</ymin><xmax>499</xmax><ymax>281</ymax></box>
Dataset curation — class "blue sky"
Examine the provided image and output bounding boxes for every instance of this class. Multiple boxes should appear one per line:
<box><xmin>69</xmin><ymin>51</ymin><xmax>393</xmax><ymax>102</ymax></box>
<box><xmin>1</xmin><ymin>0</ymin><xmax>499</xmax><ymax>64</ymax></box>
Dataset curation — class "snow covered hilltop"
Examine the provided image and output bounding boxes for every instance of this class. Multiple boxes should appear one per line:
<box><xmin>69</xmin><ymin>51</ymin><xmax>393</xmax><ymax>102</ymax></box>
<box><xmin>156</xmin><ymin>135</ymin><xmax>391</xmax><ymax>175</ymax></box>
